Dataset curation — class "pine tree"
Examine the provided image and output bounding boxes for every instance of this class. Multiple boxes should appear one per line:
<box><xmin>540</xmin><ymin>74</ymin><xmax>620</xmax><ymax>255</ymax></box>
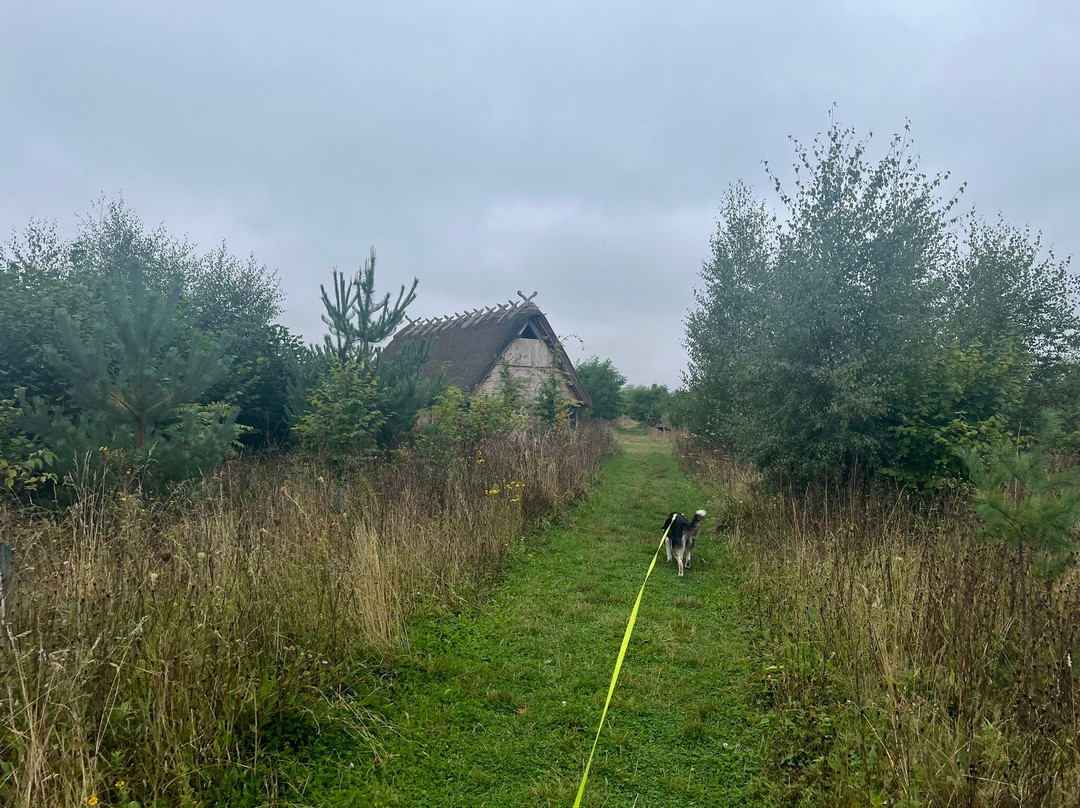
<box><xmin>43</xmin><ymin>260</ymin><xmax>228</xmax><ymax>448</ymax></box>
<box><xmin>20</xmin><ymin>255</ymin><xmax>239</xmax><ymax>482</ymax></box>
<box><xmin>318</xmin><ymin>247</ymin><xmax>417</xmax><ymax>369</ymax></box>
<box><xmin>304</xmin><ymin>247</ymin><xmax>439</xmax><ymax>448</ymax></box>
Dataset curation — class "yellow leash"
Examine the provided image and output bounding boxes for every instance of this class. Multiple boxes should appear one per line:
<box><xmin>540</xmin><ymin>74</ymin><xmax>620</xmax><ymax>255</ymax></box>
<box><xmin>572</xmin><ymin>521</ymin><xmax>672</xmax><ymax>808</ymax></box>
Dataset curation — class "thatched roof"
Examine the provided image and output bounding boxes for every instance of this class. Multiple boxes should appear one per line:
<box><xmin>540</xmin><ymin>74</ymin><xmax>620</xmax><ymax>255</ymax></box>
<box><xmin>383</xmin><ymin>292</ymin><xmax>593</xmax><ymax>408</ymax></box>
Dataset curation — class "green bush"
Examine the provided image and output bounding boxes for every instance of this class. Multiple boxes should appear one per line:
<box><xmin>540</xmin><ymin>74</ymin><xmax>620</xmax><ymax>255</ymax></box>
<box><xmin>0</xmin><ymin>405</ymin><xmax>58</xmax><ymax>500</ymax></box>
<box><xmin>533</xmin><ymin>369</ymin><xmax>571</xmax><ymax>428</ymax></box>
<box><xmin>17</xmin><ymin>264</ymin><xmax>241</xmax><ymax>488</ymax></box>
<box><xmin>418</xmin><ymin>386</ymin><xmax>524</xmax><ymax>463</ymax></box>
<box><xmin>293</xmin><ymin>363</ymin><xmax>385</xmax><ymax>464</ymax></box>
<box><xmin>959</xmin><ymin>411</ymin><xmax>1080</xmax><ymax>579</ymax></box>
<box><xmin>886</xmin><ymin>343</ymin><xmax>1027</xmax><ymax>489</ymax></box>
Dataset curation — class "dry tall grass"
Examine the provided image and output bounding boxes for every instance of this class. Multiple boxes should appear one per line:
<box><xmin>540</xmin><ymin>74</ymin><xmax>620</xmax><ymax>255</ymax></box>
<box><xmin>680</xmin><ymin>438</ymin><xmax>1080</xmax><ymax>807</ymax></box>
<box><xmin>0</xmin><ymin>423</ymin><xmax>614</xmax><ymax>807</ymax></box>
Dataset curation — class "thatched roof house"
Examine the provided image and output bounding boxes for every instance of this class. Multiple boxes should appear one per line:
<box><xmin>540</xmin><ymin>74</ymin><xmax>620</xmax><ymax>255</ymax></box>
<box><xmin>383</xmin><ymin>292</ymin><xmax>592</xmax><ymax>414</ymax></box>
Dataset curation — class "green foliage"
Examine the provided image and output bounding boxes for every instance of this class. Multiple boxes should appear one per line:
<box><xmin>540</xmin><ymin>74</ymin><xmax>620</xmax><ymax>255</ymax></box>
<box><xmin>2</xmin><ymin>200</ymin><xmax>293</xmax><ymax>450</ymax></box>
<box><xmin>0</xmin><ymin>401</ymin><xmax>57</xmax><ymax>500</ymax></box>
<box><xmin>44</xmin><ymin>265</ymin><xmax>230</xmax><ymax>448</ymax></box>
<box><xmin>575</xmin><ymin>356</ymin><xmax>626</xmax><ymax>420</ymax></box>
<box><xmin>533</xmin><ymin>368</ymin><xmax>571</xmax><ymax>428</ymax></box>
<box><xmin>293</xmin><ymin>363</ymin><xmax>386</xmax><ymax>463</ymax></box>
<box><xmin>207</xmin><ymin>323</ymin><xmax>306</xmax><ymax>447</ymax></box>
<box><xmin>687</xmin><ymin>120</ymin><xmax>955</xmax><ymax>478</ymax></box>
<box><xmin>146</xmin><ymin>403</ymin><xmax>243</xmax><ymax>483</ymax></box>
<box><xmin>496</xmin><ymin>361</ymin><xmax>526</xmax><ymax>413</ymax></box>
<box><xmin>19</xmin><ymin>264</ymin><xmax>241</xmax><ymax>484</ymax></box>
<box><xmin>418</xmin><ymin>386</ymin><xmax>523</xmax><ymax>463</ymax></box>
<box><xmin>18</xmin><ymin>400</ymin><xmax>240</xmax><ymax>489</ymax></box>
<box><xmin>375</xmin><ymin>337</ymin><xmax>443</xmax><ymax>447</ymax></box>
<box><xmin>0</xmin><ymin>220</ymin><xmax>95</xmax><ymax>403</ymax></box>
<box><xmin>666</xmin><ymin>388</ymin><xmax>689</xmax><ymax>428</ymax></box>
<box><xmin>317</xmin><ymin>247</ymin><xmax>417</xmax><ymax>368</ymax></box>
<box><xmin>887</xmin><ymin>344</ymin><xmax>1028</xmax><ymax>489</ymax></box>
<box><xmin>959</xmin><ymin>412</ymin><xmax>1080</xmax><ymax>577</ymax></box>
<box><xmin>684</xmin><ymin>181</ymin><xmax>777</xmax><ymax>445</ymax></box>
<box><xmin>686</xmin><ymin>116</ymin><xmax>1079</xmax><ymax>486</ymax></box>
<box><xmin>947</xmin><ymin>217</ymin><xmax>1079</xmax><ymax>366</ymax></box>
<box><xmin>74</xmin><ymin>202</ymin><xmax>290</xmax><ymax>448</ymax></box>
<box><xmin>623</xmin><ymin>383</ymin><xmax>671</xmax><ymax>427</ymax></box>
<box><xmin>303</xmin><ymin>248</ymin><xmax>438</xmax><ymax>448</ymax></box>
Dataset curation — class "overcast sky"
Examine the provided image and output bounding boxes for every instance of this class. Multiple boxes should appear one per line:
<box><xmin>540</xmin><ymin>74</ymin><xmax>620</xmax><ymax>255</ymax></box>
<box><xmin>2</xmin><ymin>1</ymin><xmax>1077</xmax><ymax>386</ymax></box>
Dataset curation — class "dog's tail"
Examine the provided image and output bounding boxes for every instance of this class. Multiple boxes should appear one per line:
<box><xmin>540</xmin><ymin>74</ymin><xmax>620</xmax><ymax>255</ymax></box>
<box><xmin>688</xmin><ymin>509</ymin><xmax>706</xmax><ymax>538</ymax></box>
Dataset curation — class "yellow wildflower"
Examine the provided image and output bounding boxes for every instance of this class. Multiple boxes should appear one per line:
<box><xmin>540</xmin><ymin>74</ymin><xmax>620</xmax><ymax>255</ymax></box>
<box><xmin>87</xmin><ymin>796</ymin><xmax>99</xmax><ymax>806</ymax></box>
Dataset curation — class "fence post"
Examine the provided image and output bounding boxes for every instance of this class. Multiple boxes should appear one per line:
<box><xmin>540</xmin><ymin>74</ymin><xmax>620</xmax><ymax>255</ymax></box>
<box><xmin>0</xmin><ymin>542</ymin><xmax>12</xmax><ymax>624</ymax></box>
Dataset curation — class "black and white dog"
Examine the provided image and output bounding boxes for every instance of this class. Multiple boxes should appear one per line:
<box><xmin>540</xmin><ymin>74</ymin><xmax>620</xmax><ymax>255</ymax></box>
<box><xmin>663</xmin><ymin>510</ymin><xmax>706</xmax><ymax>577</ymax></box>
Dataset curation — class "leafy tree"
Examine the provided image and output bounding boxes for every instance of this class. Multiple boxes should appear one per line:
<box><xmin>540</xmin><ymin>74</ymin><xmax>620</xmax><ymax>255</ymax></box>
<box><xmin>575</xmin><ymin>357</ymin><xmax>626</xmax><ymax>420</ymax></box>
<box><xmin>946</xmin><ymin>217</ymin><xmax>1080</xmax><ymax>438</ymax></box>
<box><xmin>74</xmin><ymin>202</ymin><xmax>291</xmax><ymax>448</ymax></box>
<box><xmin>886</xmin><ymin>343</ymin><xmax>1028</xmax><ymax>489</ymax></box>
<box><xmin>687</xmin><ymin>118</ymin><xmax>962</xmax><ymax>479</ymax></box>
<box><xmin>687</xmin><ymin>117</ymin><xmax>1080</xmax><ymax>486</ymax></box>
<box><xmin>947</xmin><ymin>217</ymin><xmax>1079</xmax><ymax>367</ymax></box>
<box><xmin>684</xmin><ymin>181</ymin><xmax>776</xmax><ymax>445</ymax></box>
<box><xmin>205</xmin><ymin>323</ymin><xmax>306</xmax><ymax>447</ymax></box>
<box><xmin>0</xmin><ymin>220</ymin><xmax>94</xmax><ymax>403</ymax></box>
<box><xmin>667</xmin><ymin>388</ymin><xmax>690</xmax><ymax>429</ymax></box>
<box><xmin>623</xmin><ymin>384</ymin><xmax>671</xmax><ymax>427</ymax></box>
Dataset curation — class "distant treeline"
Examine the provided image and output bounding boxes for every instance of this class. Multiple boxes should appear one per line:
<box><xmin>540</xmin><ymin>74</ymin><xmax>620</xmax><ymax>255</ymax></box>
<box><xmin>573</xmin><ymin>357</ymin><xmax>685</xmax><ymax>427</ymax></box>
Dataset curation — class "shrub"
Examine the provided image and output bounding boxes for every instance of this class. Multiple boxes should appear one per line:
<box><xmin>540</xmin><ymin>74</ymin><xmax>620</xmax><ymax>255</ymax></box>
<box><xmin>418</xmin><ymin>385</ymin><xmax>524</xmax><ymax>464</ymax></box>
<box><xmin>293</xmin><ymin>362</ymin><xmax>385</xmax><ymax>465</ymax></box>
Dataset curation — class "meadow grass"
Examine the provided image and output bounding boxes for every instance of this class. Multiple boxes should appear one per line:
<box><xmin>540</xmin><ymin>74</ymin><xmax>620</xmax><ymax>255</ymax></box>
<box><xmin>0</xmin><ymin>424</ymin><xmax>612</xmax><ymax>807</ymax></box>
<box><xmin>295</xmin><ymin>431</ymin><xmax>773</xmax><ymax>807</ymax></box>
<box><xmin>680</xmin><ymin>437</ymin><xmax>1080</xmax><ymax>807</ymax></box>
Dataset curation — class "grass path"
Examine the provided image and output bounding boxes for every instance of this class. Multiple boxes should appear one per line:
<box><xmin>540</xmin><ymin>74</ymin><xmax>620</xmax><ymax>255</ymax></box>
<box><xmin>309</xmin><ymin>433</ymin><xmax>771</xmax><ymax>806</ymax></box>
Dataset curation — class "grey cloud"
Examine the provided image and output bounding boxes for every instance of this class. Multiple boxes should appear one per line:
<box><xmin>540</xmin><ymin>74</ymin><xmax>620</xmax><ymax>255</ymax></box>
<box><xmin>2</xmin><ymin>1</ymin><xmax>1077</xmax><ymax>388</ymax></box>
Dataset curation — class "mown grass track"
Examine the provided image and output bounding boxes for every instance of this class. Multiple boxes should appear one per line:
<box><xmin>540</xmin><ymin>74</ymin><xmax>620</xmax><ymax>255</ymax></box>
<box><xmin>303</xmin><ymin>432</ymin><xmax>773</xmax><ymax>807</ymax></box>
